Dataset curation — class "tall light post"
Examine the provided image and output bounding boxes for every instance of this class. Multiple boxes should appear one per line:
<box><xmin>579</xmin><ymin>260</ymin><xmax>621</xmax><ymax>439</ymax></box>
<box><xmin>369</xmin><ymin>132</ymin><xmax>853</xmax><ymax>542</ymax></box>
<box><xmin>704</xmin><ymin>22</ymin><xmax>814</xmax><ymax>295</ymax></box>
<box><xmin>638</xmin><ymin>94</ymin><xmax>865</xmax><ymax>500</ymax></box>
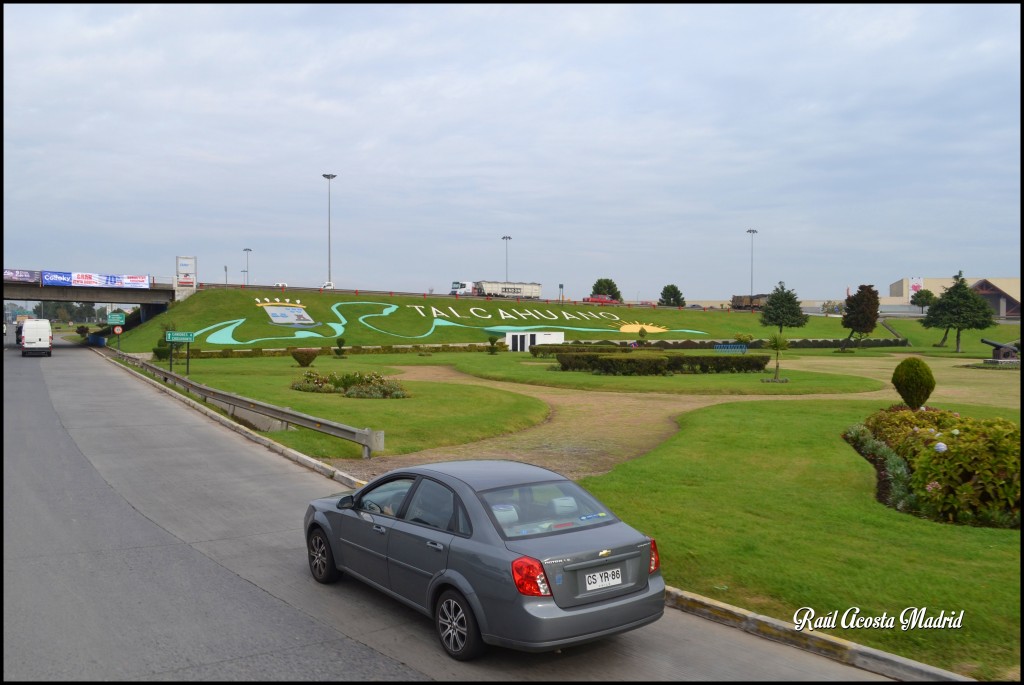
<box><xmin>746</xmin><ymin>229</ymin><xmax>758</xmax><ymax>299</ymax></box>
<box><xmin>502</xmin><ymin>235</ymin><xmax>511</xmax><ymax>281</ymax></box>
<box><xmin>323</xmin><ymin>173</ymin><xmax>337</xmax><ymax>285</ymax></box>
<box><xmin>223</xmin><ymin>265</ymin><xmax>227</xmax><ymax>285</ymax></box>
<box><xmin>243</xmin><ymin>247</ymin><xmax>252</xmax><ymax>287</ymax></box>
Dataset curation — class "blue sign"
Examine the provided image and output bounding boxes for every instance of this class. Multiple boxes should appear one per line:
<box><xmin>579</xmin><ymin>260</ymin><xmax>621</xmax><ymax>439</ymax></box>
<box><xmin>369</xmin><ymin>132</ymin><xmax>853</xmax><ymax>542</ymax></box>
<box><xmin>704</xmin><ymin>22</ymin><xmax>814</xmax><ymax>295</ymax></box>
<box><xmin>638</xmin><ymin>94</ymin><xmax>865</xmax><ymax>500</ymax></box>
<box><xmin>42</xmin><ymin>271</ymin><xmax>73</xmax><ymax>286</ymax></box>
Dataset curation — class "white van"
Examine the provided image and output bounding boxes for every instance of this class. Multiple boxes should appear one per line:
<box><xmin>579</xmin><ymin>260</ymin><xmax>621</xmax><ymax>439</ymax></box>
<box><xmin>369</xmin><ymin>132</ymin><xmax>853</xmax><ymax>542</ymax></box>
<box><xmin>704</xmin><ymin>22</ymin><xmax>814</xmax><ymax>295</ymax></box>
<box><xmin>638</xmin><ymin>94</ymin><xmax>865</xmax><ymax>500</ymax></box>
<box><xmin>21</xmin><ymin>318</ymin><xmax>53</xmax><ymax>357</ymax></box>
<box><xmin>321</xmin><ymin>282</ymin><xmax>335</xmax><ymax>290</ymax></box>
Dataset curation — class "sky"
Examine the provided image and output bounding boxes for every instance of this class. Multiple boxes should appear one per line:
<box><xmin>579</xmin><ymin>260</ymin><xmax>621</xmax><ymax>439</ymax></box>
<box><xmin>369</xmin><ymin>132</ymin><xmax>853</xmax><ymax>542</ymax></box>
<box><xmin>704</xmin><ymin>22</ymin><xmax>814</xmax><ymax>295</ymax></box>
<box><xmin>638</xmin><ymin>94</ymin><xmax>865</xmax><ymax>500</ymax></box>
<box><xmin>3</xmin><ymin>4</ymin><xmax>1020</xmax><ymax>302</ymax></box>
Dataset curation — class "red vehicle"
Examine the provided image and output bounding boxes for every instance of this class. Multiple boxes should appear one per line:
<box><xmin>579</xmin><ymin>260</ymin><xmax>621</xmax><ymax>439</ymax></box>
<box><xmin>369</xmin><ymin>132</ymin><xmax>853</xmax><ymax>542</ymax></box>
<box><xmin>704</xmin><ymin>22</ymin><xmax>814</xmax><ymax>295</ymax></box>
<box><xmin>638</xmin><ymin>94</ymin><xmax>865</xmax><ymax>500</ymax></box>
<box><xmin>582</xmin><ymin>294</ymin><xmax>620</xmax><ymax>304</ymax></box>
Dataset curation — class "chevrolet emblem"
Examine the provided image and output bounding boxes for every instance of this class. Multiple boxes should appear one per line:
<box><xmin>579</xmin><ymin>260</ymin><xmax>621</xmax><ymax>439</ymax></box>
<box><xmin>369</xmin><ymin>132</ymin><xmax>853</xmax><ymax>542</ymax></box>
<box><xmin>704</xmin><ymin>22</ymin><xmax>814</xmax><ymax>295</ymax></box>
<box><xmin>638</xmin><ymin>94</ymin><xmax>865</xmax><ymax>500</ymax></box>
<box><xmin>599</xmin><ymin>549</ymin><xmax>612</xmax><ymax>557</ymax></box>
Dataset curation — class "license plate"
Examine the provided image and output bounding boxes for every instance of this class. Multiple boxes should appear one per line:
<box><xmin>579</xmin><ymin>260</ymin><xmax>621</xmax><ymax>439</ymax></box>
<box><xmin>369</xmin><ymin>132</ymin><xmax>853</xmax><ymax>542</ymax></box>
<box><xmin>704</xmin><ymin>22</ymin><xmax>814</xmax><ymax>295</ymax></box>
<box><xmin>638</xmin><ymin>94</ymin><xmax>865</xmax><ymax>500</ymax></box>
<box><xmin>585</xmin><ymin>567</ymin><xmax>622</xmax><ymax>591</ymax></box>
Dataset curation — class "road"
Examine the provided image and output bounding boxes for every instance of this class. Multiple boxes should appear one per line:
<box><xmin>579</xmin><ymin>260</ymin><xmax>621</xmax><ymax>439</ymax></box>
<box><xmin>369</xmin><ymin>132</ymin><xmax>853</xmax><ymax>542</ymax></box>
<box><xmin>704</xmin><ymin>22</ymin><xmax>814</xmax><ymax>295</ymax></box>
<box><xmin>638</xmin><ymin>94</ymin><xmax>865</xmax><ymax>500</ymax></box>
<box><xmin>3</xmin><ymin>332</ymin><xmax>889</xmax><ymax>681</ymax></box>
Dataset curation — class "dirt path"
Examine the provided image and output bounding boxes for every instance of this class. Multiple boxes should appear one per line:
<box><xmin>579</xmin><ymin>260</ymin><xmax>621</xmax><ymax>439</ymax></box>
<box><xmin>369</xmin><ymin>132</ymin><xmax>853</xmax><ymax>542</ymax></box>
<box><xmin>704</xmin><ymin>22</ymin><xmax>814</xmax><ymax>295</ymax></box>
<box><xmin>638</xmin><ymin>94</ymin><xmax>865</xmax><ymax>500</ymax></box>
<box><xmin>332</xmin><ymin>364</ymin><xmax>907</xmax><ymax>483</ymax></box>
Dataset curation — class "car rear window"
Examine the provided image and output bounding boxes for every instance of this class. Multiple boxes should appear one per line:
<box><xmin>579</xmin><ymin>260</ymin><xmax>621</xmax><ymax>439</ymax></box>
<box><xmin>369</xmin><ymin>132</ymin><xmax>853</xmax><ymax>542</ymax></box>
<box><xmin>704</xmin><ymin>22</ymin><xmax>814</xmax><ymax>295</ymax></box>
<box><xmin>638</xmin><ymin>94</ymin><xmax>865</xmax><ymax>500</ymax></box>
<box><xmin>480</xmin><ymin>480</ymin><xmax>617</xmax><ymax>538</ymax></box>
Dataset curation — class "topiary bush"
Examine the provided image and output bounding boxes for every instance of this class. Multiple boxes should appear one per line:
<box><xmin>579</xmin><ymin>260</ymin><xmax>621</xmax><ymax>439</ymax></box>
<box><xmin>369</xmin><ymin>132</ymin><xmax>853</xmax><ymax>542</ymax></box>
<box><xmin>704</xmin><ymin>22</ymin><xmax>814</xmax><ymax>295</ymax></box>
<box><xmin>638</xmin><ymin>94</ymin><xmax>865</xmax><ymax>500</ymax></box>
<box><xmin>891</xmin><ymin>356</ymin><xmax>936</xmax><ymax>408</ymax></box>
<box><xmin>291</xmin><ymin>348</ymin><xmax>319</xmax><ymax>367</ymax></box>
<box><xmin>152</xmin><ymin>337</ymin><xmax>170</xmax><ymax>360</ymax></box>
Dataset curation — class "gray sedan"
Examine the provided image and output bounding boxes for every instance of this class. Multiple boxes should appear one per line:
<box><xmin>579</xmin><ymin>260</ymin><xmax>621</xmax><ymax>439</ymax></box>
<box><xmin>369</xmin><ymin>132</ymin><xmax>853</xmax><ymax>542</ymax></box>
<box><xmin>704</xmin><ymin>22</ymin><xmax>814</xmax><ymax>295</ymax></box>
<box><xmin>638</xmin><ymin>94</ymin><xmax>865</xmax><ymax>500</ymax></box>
<box><xmin>304</xmin><ymin>460</ymin><xmax>665</xmax><ymax>660</ymax></box>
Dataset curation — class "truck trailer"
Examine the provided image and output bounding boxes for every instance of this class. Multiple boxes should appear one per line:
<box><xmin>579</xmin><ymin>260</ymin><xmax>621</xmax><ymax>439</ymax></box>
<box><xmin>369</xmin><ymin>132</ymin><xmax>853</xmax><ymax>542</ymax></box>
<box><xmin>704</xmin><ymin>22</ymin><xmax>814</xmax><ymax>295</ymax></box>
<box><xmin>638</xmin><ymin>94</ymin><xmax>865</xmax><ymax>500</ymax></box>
<box><xmin>450</xmin><ymin>280</ymin><xmax>542</xmax><ymax>299</ymax></box>
<box><xmin>731</xmin><ymin>294</ymin><xmax>769</xmax><ymax>309</ymax></box>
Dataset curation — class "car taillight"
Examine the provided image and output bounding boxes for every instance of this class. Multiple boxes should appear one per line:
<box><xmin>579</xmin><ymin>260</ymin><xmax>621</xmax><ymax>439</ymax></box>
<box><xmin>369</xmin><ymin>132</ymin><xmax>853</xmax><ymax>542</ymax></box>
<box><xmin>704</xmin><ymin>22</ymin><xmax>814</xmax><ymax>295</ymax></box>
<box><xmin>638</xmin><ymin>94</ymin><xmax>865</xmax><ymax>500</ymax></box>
<box><xmin>648</xmin><ymin>537</ymin><xmax>660</xmax><ymax>574</ymax></box>
<box><xmin>511</xmin><ymin>556</ymin><xmax>551</xmax><ymax>596</ymax></box>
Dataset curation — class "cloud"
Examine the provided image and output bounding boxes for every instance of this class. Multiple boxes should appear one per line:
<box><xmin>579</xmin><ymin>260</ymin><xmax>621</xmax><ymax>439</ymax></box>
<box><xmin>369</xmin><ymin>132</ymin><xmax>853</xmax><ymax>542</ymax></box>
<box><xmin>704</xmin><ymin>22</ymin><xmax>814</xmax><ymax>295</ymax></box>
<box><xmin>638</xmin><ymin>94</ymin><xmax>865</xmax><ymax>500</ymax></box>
<box><xmin>3</xmin><ymin>4</ymin><xmax>1019</xmax><ymax>300</ymax></box>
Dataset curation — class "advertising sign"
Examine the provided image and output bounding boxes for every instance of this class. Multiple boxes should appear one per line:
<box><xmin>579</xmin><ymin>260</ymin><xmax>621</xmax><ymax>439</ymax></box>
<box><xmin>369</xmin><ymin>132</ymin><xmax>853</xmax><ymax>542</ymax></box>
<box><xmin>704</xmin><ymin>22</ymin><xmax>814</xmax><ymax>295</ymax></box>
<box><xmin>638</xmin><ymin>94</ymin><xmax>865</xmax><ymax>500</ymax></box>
<box><xmin>3</xmin><ymin>268</ymin><xmax>41</xmax><ymax>283</ymax></box>
<box><xmin>176</xmin><ymin>256</ymin><xmax>197</xmax><ymax>289</ymax></box>
<box><xmin>908</xmin><ymin>276</ymin><xmax>925</xmax><ymax>302</ymax></box>
<box><xmin>41</xmin><ymin>271</ymin><xmax>150</xmax><ymax>288</ymax></box>
<box><xmin>42</xmin><ymin>271</ymin><xmax>73</xmax><ymax>286</ymax></box>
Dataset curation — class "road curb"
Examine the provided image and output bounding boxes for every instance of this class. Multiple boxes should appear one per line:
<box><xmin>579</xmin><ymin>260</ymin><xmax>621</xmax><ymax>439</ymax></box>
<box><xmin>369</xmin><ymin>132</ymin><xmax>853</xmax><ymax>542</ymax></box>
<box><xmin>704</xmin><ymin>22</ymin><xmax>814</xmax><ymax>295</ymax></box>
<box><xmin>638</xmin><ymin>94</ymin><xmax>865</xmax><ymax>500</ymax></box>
<box><xmin>97</xmin><ymin>348</ymin><xmax>975</xmax><ymax>681</ymax></box>
<box><xmin>664</xmin><ymin>588</ymin><xmax>973</xmax><ymax>681</ymax></box>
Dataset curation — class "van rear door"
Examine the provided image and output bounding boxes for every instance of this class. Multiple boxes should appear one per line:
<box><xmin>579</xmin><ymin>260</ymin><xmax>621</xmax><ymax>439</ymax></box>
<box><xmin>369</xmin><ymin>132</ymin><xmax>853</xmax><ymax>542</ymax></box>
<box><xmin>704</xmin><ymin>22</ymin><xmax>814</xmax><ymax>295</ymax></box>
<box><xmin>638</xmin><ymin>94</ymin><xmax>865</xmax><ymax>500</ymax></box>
<box><xmin>21</xmin><ymin>320</ymin><xmax>53</xmax><ymax>357</ymax></box>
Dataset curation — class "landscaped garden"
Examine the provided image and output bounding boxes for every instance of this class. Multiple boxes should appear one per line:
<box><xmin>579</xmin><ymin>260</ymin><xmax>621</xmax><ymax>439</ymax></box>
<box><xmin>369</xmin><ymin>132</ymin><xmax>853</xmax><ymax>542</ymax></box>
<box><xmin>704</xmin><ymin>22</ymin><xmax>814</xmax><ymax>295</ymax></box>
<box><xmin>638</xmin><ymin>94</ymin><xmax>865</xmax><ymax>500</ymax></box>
<box><xmin>102</xmin><ymin>289</ymin><xmax>1019</xmax><ymax>679</ymax></box>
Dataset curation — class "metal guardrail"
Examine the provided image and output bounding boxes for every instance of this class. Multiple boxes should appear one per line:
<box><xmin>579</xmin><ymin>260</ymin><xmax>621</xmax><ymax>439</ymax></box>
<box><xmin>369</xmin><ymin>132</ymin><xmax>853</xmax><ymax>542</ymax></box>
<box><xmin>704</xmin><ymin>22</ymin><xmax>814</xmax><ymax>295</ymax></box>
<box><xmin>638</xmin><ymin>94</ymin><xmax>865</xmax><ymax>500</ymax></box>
<box><xmin>107</xmin><ymin>349</ymin><xmax>384</xmax><ymax>458</ymax></box>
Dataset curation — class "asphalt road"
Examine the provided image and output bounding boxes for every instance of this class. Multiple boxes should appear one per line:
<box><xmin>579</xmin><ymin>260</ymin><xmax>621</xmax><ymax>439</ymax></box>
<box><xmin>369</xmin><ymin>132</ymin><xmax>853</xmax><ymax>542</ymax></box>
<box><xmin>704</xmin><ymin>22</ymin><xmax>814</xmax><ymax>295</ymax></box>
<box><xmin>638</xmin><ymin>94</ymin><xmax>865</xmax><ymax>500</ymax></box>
<box><xmin>3</xmin><ymin>333</ymin><xmax>890</xmax><ymax>681</ymax></box>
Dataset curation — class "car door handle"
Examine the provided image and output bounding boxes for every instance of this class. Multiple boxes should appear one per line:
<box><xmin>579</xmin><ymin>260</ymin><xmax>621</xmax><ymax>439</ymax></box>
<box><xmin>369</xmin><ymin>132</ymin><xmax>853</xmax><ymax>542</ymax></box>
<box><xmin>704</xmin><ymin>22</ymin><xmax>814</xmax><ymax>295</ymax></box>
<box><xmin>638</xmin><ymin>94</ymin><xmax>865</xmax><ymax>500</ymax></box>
<box><xmin>372</xmin><ymin>525</ymin><xmax>386</xmax><ymax>534</ymax></box>
<box><xmin>426</xmin><ymin>541</ymin><xmax>444</xmax><ymax>551</ymax></box>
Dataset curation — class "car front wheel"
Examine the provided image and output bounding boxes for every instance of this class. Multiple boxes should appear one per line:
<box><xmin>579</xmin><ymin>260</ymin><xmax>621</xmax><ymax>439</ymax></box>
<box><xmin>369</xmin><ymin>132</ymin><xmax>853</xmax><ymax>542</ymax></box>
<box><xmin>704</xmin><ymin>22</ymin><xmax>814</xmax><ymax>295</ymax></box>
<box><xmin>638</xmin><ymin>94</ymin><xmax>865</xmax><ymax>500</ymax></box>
<box><xmin>435</xmin><ymin>589</ymin><xmax>484</xmax><ymax>661</ymax></box>
<box><xmin>307</xmin><ymin>528</ymin><xmax>339</xmax><ymax>584</ymax></box>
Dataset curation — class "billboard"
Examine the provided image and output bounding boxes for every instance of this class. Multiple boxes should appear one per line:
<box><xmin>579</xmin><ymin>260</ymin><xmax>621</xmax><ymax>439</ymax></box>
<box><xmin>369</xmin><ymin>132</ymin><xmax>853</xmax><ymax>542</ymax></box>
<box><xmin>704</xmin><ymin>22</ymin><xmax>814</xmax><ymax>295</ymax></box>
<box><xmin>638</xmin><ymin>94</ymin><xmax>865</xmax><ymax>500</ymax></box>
<box><xmin>3</xmin><ymin>268</ymin><xmax>41</xmax><ymax>283</ymax></box>
<box><xmin>908</xmin><ymin>276</ymin><xmax>925</xmax><ymax>302</ymax></box>
<box><xmin>41</xmin><ymin>271</ymin><xmax>150</xmax><ymax>288</ymax></box>
<box><xmin>177</xmin><ymin>256</ymin><xmax>197</xmax><ymax>289</ymax></box>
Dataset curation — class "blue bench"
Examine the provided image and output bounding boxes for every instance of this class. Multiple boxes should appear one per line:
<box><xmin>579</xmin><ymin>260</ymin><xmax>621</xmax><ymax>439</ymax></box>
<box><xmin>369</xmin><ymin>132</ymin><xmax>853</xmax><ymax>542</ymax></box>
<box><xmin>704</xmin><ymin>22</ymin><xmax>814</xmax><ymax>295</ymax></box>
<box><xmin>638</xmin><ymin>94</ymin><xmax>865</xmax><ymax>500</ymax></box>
<box><xmin>714</xmin><ymin>344</ymin><xmax>747</xmax><ymax>354</ymax></box>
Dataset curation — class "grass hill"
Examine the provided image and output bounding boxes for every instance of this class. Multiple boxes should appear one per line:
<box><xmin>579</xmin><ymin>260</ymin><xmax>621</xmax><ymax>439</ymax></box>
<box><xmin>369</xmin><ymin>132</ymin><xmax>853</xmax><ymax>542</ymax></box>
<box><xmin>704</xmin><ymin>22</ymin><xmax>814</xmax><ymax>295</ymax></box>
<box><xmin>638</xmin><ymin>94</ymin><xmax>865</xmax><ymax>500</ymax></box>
<box><xmin>112</xmin><ymin>288</ymin><xmax>1016</xmax><ymax>355</ymax></box>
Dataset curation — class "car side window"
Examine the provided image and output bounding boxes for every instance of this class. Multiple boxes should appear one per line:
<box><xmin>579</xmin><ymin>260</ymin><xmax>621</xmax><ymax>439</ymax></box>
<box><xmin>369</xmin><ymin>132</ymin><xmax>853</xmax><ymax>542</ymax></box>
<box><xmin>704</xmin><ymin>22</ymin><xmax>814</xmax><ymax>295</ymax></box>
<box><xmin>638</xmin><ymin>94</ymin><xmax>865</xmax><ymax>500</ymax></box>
<box><xmin>403</xmin><ymin>478</ymin><xmax>462</xmax><ymax>533</ymax></box>
<box><xmin>358</xmin><ymin>477</ymin><xmax>415</xmax><ymax>517</ymax></box>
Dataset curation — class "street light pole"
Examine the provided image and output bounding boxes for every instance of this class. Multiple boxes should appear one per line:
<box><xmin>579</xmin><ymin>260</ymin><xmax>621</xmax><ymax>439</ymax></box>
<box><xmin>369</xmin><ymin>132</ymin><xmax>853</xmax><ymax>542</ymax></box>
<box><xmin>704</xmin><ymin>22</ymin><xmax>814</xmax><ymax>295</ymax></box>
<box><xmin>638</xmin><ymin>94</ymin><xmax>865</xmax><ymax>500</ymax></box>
<box><xmin>224</xmin><ymin>265</ymin><xmax>227</xmax><ymax>285</ymax></box>
<box><xmin>746</xmin><ymin>229</ymin><xmax>758</xmax><ymax>299</ymax></box>
<box><xmin>502</xmin><ymin>235</ymin><xmax>511</xmax><ymax>281</ymax></box>
<box><xmin>243</xmin><ymin>247</ymin><xmax>252</xmax><ymax>287</ymax></box>
<box><xmin>323</xmin><ymin>173</ymin><xmax>337</xmax><ymax>285</ymax></box>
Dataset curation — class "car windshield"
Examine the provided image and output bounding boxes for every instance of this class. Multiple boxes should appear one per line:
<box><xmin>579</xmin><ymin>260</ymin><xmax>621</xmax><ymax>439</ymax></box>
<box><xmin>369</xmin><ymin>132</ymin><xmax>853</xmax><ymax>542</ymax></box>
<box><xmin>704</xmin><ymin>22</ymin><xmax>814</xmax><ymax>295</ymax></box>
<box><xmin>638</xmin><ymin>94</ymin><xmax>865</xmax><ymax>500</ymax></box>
<box><xmin>479</xmin><ymin>480</ymin><xmax>618</xmax><ymax>539</ymax></box>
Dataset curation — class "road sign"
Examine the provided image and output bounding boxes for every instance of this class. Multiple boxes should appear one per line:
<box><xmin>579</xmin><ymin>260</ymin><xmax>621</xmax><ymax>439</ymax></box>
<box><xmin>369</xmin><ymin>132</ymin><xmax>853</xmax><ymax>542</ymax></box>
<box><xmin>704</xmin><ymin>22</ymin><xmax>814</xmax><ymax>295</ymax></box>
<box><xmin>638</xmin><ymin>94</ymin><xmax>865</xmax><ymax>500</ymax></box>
<box><xmin>107</xmin><ymin>312</ymin><xmax>125</xmax><ymax>325</ymax></box>
<box><xmin>113</xmin><ymin>325</ymin><xmax>123</xmax><ymax>335</ymax></box>
<box><xmin>165</xmin><ymin>331</ymin><xmax>195</xmax><ymax>343</ymax></box>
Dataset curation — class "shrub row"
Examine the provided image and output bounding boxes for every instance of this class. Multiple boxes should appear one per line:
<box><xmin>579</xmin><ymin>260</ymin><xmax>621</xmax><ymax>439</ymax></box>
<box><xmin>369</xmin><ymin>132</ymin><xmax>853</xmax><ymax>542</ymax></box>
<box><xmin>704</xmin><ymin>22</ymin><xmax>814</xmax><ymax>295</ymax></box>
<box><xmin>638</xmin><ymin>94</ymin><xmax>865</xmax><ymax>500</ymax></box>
<box><xmin>159</xmin><ymin>342</ymin><xmax>506</xmax><ymax>360</ymax></box>
<box><xmin>845</xmin><ymin>405</ymin><xmax>1020</xmax><ymax>528</ymax></box>
<box><xmin>535</xmin><ymin>338</ymin><xmax>907</xmax><ymax>354</ymax></box>
<box><xmin>554</xmin><ymin>351</ymin><xmax>770</xmax><ymax>375</ymax></box>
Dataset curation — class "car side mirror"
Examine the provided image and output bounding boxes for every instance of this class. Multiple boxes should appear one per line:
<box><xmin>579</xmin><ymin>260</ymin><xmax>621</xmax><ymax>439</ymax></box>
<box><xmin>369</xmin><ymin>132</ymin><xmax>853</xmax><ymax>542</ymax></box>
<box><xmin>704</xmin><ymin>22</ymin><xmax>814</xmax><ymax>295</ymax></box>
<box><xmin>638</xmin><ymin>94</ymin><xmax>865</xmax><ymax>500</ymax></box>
<box><xmin>337</xmin><ymin>494</ymin><xmax>354</xmax><ymax>509</ymax></box>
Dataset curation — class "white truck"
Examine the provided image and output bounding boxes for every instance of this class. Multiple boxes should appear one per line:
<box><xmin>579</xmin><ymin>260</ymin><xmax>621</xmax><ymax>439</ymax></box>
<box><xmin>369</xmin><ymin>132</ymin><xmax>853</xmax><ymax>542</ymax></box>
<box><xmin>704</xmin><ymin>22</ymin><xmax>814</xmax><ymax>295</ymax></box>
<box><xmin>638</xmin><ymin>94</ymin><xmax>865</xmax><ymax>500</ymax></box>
<box><xmin>450</xmin><ymin>280</ymin><xmax>542</xmax><ymax>299</ymax></box>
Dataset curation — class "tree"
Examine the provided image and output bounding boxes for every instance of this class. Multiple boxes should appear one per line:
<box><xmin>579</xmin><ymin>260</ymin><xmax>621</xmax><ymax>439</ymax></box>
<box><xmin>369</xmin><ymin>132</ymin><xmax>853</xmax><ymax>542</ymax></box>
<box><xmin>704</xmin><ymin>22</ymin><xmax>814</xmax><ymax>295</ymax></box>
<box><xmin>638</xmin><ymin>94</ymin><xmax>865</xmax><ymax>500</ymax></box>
<box><xmin>920</xmin><ymin>271</ymin><xmax>995</xmax><ymax>353</ymax></box>
<box><xmin>909</xmin><ymin>288</ymin><xmax>936</xmax><ymax>314</ymax></box>
<box><xmin>766</xmin><ymin>332</ymin><xmax>789</xmax><ymax>381</ymax></box>
<box><xmin>820</xmin><ymin>300</ymin><xmax>844</xmax><ymax>316</ymax></box>
<box><xmin>658</xmin><ymin>284</ymin><xmax>685</xmax><ymax>307</ymax></box>
<box><xmin>591</xmin><ymin>278</ymin><xmax>622</xmax><ymax>301</ymax></box>
<box><xmin>840</xmin><ymin>284</ymin><xmax>880</xmax><ymax>350</ymax></box>
<box><xmin>759</xmin><ymin>281</ymin><xmax>809</xmax><ymax>334</ymax></box>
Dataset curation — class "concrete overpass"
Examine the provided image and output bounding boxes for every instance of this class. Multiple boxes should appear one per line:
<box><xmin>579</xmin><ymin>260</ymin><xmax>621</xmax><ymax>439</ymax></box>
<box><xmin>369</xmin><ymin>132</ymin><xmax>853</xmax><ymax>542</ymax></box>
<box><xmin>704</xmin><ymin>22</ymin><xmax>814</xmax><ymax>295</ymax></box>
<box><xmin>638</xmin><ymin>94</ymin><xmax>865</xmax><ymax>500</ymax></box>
<box><xmin>3</xmin><ymin>277</ymin><xmax>177</xmax><ymax>322</ymax></box>
<box><xmin>3</xmin><ymin>280</ymin><xmax>177</xmax><ymax>306</ymax></box>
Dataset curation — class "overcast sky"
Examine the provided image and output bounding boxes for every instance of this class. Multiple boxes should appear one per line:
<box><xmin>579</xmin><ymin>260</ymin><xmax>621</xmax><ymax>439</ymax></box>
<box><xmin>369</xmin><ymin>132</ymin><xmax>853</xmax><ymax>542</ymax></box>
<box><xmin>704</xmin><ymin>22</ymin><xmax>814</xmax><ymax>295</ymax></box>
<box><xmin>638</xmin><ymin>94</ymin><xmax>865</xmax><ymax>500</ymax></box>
<box><xmin>3</xmin><ymin>4</ymin><xmax>1020</xmax><ymax>301</ymax></box>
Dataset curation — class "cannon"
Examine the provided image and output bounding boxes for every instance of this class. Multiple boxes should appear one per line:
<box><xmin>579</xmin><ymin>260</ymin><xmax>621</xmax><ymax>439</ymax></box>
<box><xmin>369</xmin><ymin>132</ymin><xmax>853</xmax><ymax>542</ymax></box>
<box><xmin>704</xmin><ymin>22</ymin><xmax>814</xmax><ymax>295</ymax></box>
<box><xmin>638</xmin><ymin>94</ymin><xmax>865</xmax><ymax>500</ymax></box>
<box><xmin>981</xmin><ymin>339</ymin><xmax>1019</xmax><ymax>361</ymax></box>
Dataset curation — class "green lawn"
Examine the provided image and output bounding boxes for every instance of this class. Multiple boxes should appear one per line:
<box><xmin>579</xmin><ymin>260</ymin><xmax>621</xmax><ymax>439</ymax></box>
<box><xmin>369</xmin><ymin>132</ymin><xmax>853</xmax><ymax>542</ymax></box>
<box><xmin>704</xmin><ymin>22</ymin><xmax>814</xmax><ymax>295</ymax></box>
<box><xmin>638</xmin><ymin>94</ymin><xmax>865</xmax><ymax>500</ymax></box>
<box><xmin>580</xmin><ymin>400</ymin><xmax>1019</xmax><ymax>681</ymax></box>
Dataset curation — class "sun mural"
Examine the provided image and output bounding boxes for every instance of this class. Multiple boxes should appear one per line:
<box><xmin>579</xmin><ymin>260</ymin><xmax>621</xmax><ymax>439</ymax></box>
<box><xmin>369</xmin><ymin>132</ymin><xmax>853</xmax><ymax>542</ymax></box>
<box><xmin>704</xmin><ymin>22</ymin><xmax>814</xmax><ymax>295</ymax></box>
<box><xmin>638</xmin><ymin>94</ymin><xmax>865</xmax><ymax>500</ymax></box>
<box><xmin>613</xmin><ymin>321</ymin><xmax>669</xmax><ymax>334</ymax></box>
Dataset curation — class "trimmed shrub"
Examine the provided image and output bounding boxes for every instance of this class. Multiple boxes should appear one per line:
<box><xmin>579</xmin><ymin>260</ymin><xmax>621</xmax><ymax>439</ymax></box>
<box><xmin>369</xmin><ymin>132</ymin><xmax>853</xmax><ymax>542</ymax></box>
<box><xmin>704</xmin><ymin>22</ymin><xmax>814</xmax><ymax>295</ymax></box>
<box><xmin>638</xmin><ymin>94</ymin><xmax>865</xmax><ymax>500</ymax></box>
<box><xmin>891</xmin><ymin>357</ymin><xmax>936</xmax><ymax>409</ymax></box>
<box><xmin>291</xmin><ymin>348</ymin><xmax>319</xmax><ymax>367</ymax></box>
<box><xmin>850</xmin><ymin>406</ymin><xmax>1020</xmax><ymax>528</ymax></box>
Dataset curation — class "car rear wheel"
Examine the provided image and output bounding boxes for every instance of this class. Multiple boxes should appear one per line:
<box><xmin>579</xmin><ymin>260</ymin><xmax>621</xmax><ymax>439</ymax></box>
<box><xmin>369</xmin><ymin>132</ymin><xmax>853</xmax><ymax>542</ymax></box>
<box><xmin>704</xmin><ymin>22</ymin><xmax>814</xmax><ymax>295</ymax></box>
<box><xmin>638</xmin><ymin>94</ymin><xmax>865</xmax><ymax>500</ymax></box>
<box><xmin>435</xmin><ymin>589</ymin><xmax>484</xmax><ymax>661</ymax></box>
<box><xmin>307</xmin><ymin>528</ymin><xmax>339</xmax><ymax>584</ymax></box>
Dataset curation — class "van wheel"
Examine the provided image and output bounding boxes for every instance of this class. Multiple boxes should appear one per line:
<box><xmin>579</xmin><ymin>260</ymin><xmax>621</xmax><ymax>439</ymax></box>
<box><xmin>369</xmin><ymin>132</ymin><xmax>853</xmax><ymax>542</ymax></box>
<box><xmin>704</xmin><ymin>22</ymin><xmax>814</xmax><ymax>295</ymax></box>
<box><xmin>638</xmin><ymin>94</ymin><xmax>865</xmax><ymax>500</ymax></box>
<box><xmin>307</xmin><ymin>528</ymin><xmax>339</xmax><ymax>584</ymax></box>
<box><xmin>436</xmin><ymin>589</ymin><xmax>484</xmax><ymax>661</ymax></box>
